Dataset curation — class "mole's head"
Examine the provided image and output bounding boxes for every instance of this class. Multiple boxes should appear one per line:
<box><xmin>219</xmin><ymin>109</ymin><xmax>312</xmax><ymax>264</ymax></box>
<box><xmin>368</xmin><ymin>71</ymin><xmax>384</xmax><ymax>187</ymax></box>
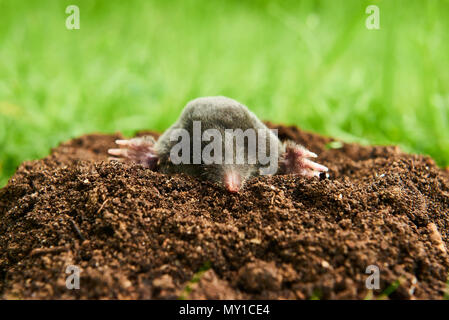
<box><xmin>200</xmin><ymin>164</ymin><xmax>257</xmax><ymax>193</ymax></box>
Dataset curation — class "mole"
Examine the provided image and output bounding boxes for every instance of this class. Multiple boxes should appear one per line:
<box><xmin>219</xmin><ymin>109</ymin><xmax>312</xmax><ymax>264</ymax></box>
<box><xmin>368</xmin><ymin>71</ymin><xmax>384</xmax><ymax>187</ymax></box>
<box><xmin>108</xmin><ymin>96</ymin><xmax>328</xmax><ymax>192</ymax></box>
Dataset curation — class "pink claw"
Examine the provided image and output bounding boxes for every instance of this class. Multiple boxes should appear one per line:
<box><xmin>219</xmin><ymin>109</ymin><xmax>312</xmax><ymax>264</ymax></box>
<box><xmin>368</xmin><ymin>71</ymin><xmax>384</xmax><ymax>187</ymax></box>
<box><xmin>279</xmin><ymin>141</ymin><xmax>328</xmax><ymax>178</ymax></box>
<box><xmin>108</xmin><ymin>148</ymin><xmax>128</xmax><ymax>157</ymax></box>
<box><xmin>108</xmin><ymin>136</ymin><xmax>159</xmax><ymax>170</ymax></box>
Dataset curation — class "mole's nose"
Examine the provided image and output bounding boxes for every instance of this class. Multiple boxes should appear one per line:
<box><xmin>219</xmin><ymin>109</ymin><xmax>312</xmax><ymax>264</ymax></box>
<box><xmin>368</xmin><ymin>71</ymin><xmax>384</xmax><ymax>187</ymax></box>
<box><xmin>224</xmin><ymin>171</ymin><xmax>241</xmax><ymax>193</ymax></box>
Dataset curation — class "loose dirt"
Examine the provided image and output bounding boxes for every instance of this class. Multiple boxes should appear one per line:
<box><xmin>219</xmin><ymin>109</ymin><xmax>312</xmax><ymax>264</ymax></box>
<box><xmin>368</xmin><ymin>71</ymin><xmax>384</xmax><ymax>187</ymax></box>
<box><xmin>1</xmin><ymin>123</ymin><xmax>448</xmax><ymax>299</ymax></box>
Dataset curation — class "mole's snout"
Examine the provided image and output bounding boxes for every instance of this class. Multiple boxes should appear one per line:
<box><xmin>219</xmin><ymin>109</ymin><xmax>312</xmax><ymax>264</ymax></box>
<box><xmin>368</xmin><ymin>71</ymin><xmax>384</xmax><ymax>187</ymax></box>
<box><xmin>224</xmin><ymin>170</ymin><xmax>241</xmax><ymax>193</ymax></box>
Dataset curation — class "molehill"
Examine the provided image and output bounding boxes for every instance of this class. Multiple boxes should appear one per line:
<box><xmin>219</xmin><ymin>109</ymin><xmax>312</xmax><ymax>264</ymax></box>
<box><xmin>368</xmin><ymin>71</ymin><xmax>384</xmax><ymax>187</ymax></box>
<box><xmin>0</xmin><ymin>123</ymin><xmax>448</xmax><ymax>299</ymax></box>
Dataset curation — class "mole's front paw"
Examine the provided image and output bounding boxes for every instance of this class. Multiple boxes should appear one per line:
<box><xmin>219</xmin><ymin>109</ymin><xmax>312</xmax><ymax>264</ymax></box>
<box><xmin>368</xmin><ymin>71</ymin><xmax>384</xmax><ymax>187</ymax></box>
<box><xmin>279</xmin><ymin>141</ymin><xmax>328</xmax><ymax>178</ymax></box>
<box><xmin>108</xmin><ymin>136</ymin><xmax>159</xmax><ymax>170</ymax></box>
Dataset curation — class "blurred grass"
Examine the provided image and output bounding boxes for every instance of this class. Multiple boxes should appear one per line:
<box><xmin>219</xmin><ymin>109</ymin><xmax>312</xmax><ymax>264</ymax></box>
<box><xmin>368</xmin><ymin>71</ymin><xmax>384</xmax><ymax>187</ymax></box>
<box><xmin>0</xmin><ymin>0</ymin><xmax>448</xmax><ymax>187</ymax></box>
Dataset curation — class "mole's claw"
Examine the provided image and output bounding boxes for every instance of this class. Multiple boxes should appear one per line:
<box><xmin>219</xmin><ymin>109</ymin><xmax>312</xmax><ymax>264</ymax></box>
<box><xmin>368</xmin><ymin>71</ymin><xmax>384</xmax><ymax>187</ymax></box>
<box><xmin>291</xmin><ymin>145</ymin><xmax>318</xmax><ymax>159</ymax></box>
<box><xmin>300</xmin><ymin>169</ymin><xmax>321</xmax><ymax>178</ymax></box>
<box><xmin>303</xmin><ymin>150</ymin><xmax>318</xmax><ymax>158</ymax></box>
<box><xmin>303</xmin><ymin>159</ymin><xmax>328</xmax><ymax>172</ymax></box>
<box><xmin>279</xmin><ymin>141</ymin><xmax>328</xmax><ymax>178</ymax></box>
<box><xmin>108</xmin><ymin>136</ymin><xmax>159</xmax><ymax>170</ymax></box>
<box><xmin>115</xmin><ymin>139</ymin><xmax>131</xmax><ymax>146</ymax></box>
<box><xmin>108</xmin><ymin>148</ymin><xmax>127</xmax><ymax>157</ymax></box>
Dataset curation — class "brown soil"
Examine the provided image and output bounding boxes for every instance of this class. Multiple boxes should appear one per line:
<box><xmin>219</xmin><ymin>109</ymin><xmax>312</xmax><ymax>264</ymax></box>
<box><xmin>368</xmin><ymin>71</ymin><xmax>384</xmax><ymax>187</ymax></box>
<box><xmin>1</xmin><ymin>123</ymin><xmax>448</xmax><ymax>300</ymax></box>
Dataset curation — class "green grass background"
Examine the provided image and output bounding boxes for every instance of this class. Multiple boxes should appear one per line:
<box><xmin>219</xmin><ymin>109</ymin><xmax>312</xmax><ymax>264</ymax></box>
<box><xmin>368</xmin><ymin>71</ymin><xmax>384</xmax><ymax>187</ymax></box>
<box><xmin>1</xmin><ymin>0</ymin><xmax>448</xmax><ymax>187</ymax></box>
